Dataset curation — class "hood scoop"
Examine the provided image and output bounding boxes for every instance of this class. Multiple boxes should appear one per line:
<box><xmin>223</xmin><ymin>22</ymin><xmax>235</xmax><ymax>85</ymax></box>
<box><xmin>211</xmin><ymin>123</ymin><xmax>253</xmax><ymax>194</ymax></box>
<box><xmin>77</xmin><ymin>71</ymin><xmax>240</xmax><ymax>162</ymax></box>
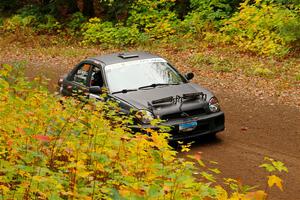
<box><xmin>113</xmin><ymin>83</ymin><xmax>212</xmax><ymax>114</ymax></box>
<box><xmin>148</xmin><ymin>92</ymin><xmax>207</xmax><ymax>108</ymax></box>
<box><xmin>147</xmin><ymin>92</ymin><xmax>208</xmax><ymax>120</ymax></box>
<box><xmin>149</xmin><ymin>96</ymin><xmax>173</xmax><ymax>107</ymax></box>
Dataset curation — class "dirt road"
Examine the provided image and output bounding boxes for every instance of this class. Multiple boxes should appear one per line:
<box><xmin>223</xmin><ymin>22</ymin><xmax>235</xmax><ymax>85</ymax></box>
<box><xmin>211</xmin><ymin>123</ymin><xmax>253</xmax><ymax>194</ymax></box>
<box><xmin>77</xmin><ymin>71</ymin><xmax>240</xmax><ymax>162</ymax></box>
<box><xmin>186</xmin><ymin>91</ymin><xmax>300</xmax><ymax>200</ymax></box>
<box><xmin>1</xmin><ymin>46</ymin><xmax>299</xmax><ymax>199</ymax></box>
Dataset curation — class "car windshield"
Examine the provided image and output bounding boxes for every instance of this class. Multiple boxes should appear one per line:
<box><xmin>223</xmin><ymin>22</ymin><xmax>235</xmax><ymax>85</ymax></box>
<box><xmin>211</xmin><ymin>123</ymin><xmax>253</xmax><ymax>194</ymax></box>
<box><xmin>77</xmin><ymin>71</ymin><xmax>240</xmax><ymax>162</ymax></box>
<box><xmin>104</xmin><ymin>58</ymin><xmax>185</xmax><ymax>93</ymax></box>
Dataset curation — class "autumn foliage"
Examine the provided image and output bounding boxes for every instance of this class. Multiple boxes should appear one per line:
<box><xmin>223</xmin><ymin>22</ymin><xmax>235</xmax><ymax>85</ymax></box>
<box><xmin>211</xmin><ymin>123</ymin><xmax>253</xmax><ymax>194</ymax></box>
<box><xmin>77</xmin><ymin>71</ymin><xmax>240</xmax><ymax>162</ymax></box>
<box><xmin>0</xmin><ymin>64</ymin><xmax>288</xmax><ymax>199</ymax></box>
<box><xmin>1</xmin><ymin>0</ymin><xmax>299</xmax><ymax>56</ymax></box>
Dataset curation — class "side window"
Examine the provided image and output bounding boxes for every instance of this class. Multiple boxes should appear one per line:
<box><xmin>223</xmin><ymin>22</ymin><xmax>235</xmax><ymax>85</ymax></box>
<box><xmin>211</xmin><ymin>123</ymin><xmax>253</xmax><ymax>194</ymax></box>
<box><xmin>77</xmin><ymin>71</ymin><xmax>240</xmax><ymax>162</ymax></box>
<box><xmin>73</xmin><ymin>63</ymin><xmax>91</xmax><ymax>86</ymax></box>
<box><xmin>90</xmin><ymin>67</ymin><xmax>104</xmax><ymax>87</ymax></box>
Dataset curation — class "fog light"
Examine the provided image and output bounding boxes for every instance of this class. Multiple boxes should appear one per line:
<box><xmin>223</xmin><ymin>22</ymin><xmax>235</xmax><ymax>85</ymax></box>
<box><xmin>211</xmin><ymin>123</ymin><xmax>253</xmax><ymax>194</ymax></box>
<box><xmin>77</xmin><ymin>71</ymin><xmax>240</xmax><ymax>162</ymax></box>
<box><xmin>208</xmin><ymin>97</ymin><xmax>220</xmax><ymax>113</ymax></box>
<box><xmin>135</xmin><ymin>110</ymin><xmax>155</xmax><ymax>124</ymax></box>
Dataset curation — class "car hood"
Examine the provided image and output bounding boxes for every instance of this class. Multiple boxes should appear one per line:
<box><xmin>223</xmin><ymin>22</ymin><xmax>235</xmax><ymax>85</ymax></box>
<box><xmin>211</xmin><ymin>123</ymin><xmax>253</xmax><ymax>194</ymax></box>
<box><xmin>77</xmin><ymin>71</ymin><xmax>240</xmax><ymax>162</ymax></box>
<box><xmin>113</xmin><ymin>83</ymin><xmax>214</xmax><ymax>117</ymax></box>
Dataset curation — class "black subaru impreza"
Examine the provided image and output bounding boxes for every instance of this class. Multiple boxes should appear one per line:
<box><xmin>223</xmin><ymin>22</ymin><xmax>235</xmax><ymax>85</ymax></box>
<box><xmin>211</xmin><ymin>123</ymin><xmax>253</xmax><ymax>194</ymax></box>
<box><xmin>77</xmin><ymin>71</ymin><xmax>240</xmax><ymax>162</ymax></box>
<box><xmin>58</xmin><ymin>52</ymin><xmax>225</xmax><ymax>141</ymax></box>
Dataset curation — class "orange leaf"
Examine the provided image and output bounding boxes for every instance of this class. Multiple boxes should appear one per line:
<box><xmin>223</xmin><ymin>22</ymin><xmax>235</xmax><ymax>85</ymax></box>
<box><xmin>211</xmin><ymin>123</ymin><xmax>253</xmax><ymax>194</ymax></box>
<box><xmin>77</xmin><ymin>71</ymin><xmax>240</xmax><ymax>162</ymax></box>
<box><xmin>34</xmin><ymin>135</ymin><xmax>51</xmax><ymax>142</ymax></box>
<box><xmin>195</xmin><ymin>153</ymin><xmax>201</xmax><ymax>161</ymax></box>
<box><xmin>6</xmin><ymin>139</ymin><xmax>13</xmax><ymax>147</ymax></box>
<box><xmin>16</xmin><ymin>127</ymin><xmax>25</xmax><ymax>135</ymax></box>
<box><xmin>163</xmin><ymin>185</ymin><xmax>171</xmax><ymax>193</ymax></box>
<box><xmin>245</xmin><ymin>190</ymin><xmax>267</xmax><ymax>200</ymax></box>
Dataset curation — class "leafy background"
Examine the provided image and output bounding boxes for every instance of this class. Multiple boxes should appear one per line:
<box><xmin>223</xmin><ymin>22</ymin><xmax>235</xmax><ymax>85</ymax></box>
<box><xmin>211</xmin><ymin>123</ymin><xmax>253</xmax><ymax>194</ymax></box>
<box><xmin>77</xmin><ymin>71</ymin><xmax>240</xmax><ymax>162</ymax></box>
<box><xmin>0</xmin><ymin>0</ymin><xmax>299</xmax><ymax>56</ymax></box>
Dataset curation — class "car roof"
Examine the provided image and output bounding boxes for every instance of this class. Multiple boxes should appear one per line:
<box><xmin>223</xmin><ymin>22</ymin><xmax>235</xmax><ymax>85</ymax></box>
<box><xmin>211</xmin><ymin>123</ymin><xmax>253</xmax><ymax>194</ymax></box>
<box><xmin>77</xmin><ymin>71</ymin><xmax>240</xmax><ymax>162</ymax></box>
<box><xmin>88</xmin><ymin>51</ymin><xmax>163</xmax><ymax>66</ymax></box>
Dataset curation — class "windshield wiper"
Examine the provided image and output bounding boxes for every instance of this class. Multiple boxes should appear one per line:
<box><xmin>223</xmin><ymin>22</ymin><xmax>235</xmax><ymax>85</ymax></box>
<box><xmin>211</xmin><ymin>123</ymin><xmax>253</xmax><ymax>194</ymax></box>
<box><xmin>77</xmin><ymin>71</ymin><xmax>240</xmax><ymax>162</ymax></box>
<box><xmin>112</xmin><ymin>89</ymin><xmax>138</xmax><ymax>94</ymax></box>
<box><xmin>138</xmin><ymin>83</ymin><xmax>180</xmax><ymax>90</ymax></box>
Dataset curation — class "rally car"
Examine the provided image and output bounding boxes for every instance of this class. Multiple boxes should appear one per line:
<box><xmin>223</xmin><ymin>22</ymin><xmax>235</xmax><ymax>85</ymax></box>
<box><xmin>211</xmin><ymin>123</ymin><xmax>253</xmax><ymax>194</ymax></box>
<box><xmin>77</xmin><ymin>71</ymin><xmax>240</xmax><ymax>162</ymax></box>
<box><xmin>58</xmin><ymin>52</ymin><xmax>225</xmax><ymax>140</ymax></box>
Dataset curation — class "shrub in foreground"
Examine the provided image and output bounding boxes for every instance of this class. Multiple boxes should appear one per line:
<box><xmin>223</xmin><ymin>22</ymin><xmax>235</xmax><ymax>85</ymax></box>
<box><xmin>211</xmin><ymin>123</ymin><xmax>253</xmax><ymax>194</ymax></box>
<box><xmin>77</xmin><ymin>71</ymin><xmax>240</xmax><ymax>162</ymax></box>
<box><xmin>0</xmin><ymin>64</ymin><xmax>287</xmax><ymax>199</ymax></box>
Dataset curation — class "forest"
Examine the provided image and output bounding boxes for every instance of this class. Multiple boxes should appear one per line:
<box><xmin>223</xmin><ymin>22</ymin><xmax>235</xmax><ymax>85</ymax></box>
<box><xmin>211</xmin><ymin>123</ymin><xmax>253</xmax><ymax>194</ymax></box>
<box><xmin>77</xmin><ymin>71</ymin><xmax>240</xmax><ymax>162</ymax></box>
<box><xmin>1</xmin><ymin>0</ymin><xmax>299</xmax><ymax>56</ymax></box>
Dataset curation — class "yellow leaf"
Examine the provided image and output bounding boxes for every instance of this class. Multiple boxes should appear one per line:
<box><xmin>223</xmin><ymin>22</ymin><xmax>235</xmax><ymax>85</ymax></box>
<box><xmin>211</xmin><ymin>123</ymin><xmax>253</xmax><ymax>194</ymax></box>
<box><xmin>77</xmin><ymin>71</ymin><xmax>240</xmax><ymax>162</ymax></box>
<box><xmin>245</xmin><ymin>190</ymin><xmax>267</xmax><ymax>200</ymax></box>
<box><xmin>0</xmin><ymin>185</ymin><xmax>9</xmax><ymax>194</ymax></box>
<box><xmin>209</xmin><ymin>168</ymin><xmax>221</xmax><ymax>174</ymax></box>
<box><xmin>119</xmin><ymin>186</ymin><xmax>131</xmax><ymax>197</ymax></box>
<box><xmin>268</xmin><ymin>175</ymin><xmax>283</xmax><ymax>191</ymax></box>
<box><xmin>33</xmin><ymin>176</ymin><xmax>44</xmax><ymax>182</ymax></box>
<box><xmin>229</xmin><ymin>192</ymin><xmax>245</xmax><ymax>200</ymax></box>
<box><xmin>215</xmin><ymin>186</ymin><xmax>228</xmax><ymax>200</ymax></box>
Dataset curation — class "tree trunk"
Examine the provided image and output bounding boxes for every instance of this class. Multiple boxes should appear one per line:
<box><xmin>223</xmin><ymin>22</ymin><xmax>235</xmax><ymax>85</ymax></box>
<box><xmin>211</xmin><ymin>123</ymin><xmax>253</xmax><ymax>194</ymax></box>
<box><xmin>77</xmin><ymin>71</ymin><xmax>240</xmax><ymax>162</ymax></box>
<box><xmin>76</xmin><ymin>0</ymin><xmax>84</xmax><ymax>12</ymax></box>
<box><xmin>176</xmin><ymin>0</ymin><xmax>190</xmax><ymax>19</ymax></box>
<box><xmin>93</xmin><ymin>0</ymin><xmax>104</xmax><ymax>17</ymax></box>
<box><xmin>82</xmin><ymin>0</ymin><xmax>94</xmax><ymax>17</ymax></box>
<box><xmin>55</xmin><ymin>0</ymin><xmax>79</xmax><ymax>18</ymax></box>
<box><xmin>66</xmin><ymin>0</ymin><xmax>79</xmax><ymax>14</ymax></box>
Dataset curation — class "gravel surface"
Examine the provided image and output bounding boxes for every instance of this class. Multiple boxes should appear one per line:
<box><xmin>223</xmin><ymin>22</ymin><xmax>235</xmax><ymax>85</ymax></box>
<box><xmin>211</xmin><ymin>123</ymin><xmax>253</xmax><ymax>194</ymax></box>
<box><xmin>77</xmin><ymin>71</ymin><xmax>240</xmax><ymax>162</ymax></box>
<box><xmin>184</xmin><ymin>92</ymin><xmax>300</xmax><ymax>200</ymax></box>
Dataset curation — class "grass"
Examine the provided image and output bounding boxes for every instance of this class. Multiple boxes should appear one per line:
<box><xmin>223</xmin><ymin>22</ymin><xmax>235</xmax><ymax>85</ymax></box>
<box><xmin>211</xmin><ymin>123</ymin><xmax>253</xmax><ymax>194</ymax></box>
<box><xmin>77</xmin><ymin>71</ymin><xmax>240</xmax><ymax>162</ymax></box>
<box><xmin>296</xmin><ymin>73</ymin><xmax>300</xmax><ymax>81</ymax></box>
<box><xmin>183</xmin><ymin>40</ymin><xmax>299</xmax><ymax>84</ymax></box>
<box><xmin>252</xmin><ymin>67</ymin><xmax>274</xmax><ymax>78</ymax></box>
<box><xmin>189</xmin><ymin>53</ymin><xmax>234</xmax><ymax>73</ymax></box>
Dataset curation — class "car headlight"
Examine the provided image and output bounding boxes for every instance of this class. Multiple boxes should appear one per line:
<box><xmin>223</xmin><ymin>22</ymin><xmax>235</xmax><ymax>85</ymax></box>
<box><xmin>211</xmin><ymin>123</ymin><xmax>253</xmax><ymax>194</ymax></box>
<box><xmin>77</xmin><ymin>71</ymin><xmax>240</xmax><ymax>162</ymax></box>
<box><xmin>208</xmin><ymin>97</ymin><xmax>220</xmax><ymax>113</ymax></box>
<box><xmin>135</xmin><ymin>110</ymin><xmax>155</xmax><ymax>124</ymax></box>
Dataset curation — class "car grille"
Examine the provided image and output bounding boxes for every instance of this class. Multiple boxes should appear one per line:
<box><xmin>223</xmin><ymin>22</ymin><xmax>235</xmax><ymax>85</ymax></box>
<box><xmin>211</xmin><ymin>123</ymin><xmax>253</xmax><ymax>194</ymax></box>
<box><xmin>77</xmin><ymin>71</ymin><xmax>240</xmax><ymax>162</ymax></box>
<box><xmin>169</xmin><ymin>114</ymin><xmax>225</xmax><ymax>141</ymax></box>
<box><xmin>160</xmin><ymin>108</ymin><xmax>206</xmax><ymax>120</ymax></box>
<box><xmin>170</xmin><ymin>123</ymin><xmax>210</xmax><ymax>141</ymax></box>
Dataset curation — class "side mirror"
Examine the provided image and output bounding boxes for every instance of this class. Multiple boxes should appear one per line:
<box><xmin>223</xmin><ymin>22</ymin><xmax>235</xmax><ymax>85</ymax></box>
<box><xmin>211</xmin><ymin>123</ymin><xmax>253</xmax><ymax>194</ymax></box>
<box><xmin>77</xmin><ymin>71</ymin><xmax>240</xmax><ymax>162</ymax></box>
<box><xmin>89</xmin><ymin>86</ymin><xmax>102</xmax><ymax>94</ymax></box>
<box><xmin>185</xmin><ymin>72</ymin><xmax>194</xmax><ymax>80</ymax></box>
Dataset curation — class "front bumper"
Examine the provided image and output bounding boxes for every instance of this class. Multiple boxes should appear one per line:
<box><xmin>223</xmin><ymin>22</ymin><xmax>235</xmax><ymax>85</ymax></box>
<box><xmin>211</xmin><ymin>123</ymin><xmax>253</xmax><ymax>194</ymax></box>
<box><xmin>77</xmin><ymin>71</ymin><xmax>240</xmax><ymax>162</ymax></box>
<box><xmin>131</xmin><ymin>111</ymin><xmax>225</xmax><ymax>141</ymax></box>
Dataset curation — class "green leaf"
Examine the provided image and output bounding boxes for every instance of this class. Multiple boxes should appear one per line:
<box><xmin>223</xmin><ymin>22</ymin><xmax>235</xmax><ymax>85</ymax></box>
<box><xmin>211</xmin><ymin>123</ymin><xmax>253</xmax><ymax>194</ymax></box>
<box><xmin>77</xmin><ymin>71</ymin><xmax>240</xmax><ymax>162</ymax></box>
<box><xmin>259</xmin><ymin>163</ymin><xmax>276</xmax><ymax>172</ymax></box>
<box><xmin>148</xmin><ymin>185</ymin><xmax>161</xmax><ymax>197</ymax></box>
<box><xmin>240</xmin><ymin>185</ymin><xmax>258</xmax><ymax>193</ymax></box>
<box><xmin>272</xmin><ymin>161</ymin><xmax>288</xmax><ymax>173</ymax></box>
<box><xmin>111</xmin><ymin>188</ymin><xmax>124</xmax><ymax>200</ymax></box>
<box><xmin>200</xmin><ymin>171</ymin><xmax>216</xmax><ymax>182</ymax></box>
<box><xmin>49</xmin><ymin>193</ymin><xmax>64</xmax><ymax>200</ymax></box>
